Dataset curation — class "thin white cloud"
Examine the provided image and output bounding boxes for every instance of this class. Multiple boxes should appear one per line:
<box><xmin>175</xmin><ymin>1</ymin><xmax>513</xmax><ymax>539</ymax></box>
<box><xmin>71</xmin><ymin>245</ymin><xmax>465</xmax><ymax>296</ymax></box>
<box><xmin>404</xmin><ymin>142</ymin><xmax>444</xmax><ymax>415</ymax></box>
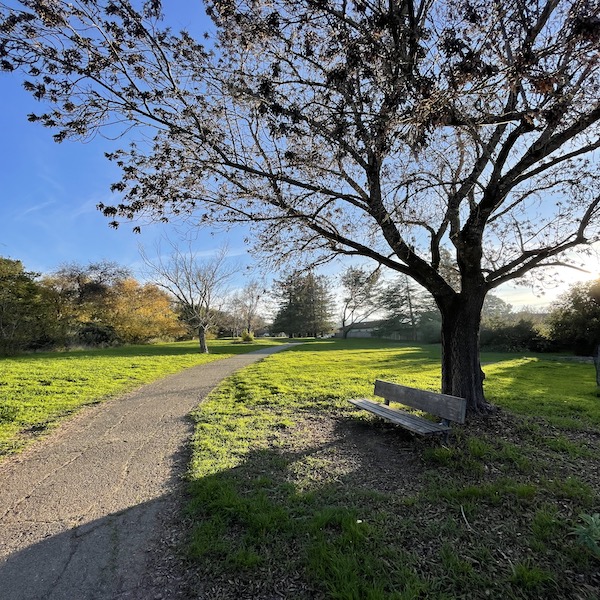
<box><xmin>69</xmin><ymin>199</ymin><xmax>101</xmax><ymax>219</ymax></box>
<box><xmin>17</xmin><ymin>200</ymin><xmax>57</xmax><ymax>218</ymax></box>
<box><xmin>35</xmin><ymin>169</ymin><xmax>65</xmax><ymax>195</ymax></box>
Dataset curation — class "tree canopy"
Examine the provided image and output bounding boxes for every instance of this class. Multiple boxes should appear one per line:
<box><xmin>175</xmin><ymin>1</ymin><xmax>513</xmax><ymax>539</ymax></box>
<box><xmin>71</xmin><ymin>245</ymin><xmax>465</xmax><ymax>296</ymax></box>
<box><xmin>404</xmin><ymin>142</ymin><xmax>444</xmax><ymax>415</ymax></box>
<box><xmin>0</xmin><ymin>257</ymin><xmax>188</xmax><ymax>352</ymax></box>
<box><xmin>1</xmin><ymin>0</ymin><xmax>599</xmax><ymax>412</ymax></box>
<box><xmin>0</xmin><ymin>257</ymin><xmax>55</xmax><ymax>353</ymax></box>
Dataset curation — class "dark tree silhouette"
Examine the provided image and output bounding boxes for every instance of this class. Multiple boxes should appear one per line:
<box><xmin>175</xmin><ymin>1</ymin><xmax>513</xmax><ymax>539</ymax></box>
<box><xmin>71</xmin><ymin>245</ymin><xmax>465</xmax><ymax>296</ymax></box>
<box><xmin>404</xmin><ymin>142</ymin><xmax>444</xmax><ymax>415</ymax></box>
<box><xmin>272</xmin><ymin>271</ymin><xmax>335</xmax><ymax>337</ymax></box>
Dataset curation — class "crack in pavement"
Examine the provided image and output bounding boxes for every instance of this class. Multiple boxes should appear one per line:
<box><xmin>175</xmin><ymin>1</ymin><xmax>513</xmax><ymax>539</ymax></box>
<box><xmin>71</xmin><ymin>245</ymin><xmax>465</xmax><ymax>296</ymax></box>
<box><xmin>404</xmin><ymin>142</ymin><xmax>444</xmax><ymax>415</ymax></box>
<box><xmin>0</xmin><ymin>344</ymin><xmax>297</xmax><ymax>600</ymax></box>
<box><xmin>0</xmin><ymin>452</ymin><xmax>84</xmax><ymax>522</ymax></box>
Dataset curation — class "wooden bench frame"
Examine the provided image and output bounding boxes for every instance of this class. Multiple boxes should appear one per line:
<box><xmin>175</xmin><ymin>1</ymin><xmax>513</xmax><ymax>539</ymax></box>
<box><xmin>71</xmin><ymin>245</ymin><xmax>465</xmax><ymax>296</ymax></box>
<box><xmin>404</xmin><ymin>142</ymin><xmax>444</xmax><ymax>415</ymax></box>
<box><xmin>349</xmin><ymin>379</ymin><xmax>466</xmax><ymax>439</ymax></box>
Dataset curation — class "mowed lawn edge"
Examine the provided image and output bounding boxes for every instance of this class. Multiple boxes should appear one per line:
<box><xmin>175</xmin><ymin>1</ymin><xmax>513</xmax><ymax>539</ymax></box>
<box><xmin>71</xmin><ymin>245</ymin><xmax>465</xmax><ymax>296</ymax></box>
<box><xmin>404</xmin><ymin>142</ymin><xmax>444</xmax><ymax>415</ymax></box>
<box><xmin>0</xmin><ymin>338</ymin><xmax>287</xmax><ymax>458</ymax></box>
<box><xmin>186</xmin><ymin>339</ymin><xmax>600</xmax><ymax>600</ymax></box>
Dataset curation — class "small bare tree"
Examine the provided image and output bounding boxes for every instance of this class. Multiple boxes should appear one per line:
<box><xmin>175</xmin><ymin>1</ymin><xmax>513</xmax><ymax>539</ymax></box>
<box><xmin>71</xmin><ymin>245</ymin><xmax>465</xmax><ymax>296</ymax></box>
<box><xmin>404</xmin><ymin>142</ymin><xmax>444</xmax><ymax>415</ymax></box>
<box><xmin>238</xmin><ymin>280</ymin><xmax>266</xmax><ymax>334</ymax></box>
<box><xmin>339</xmin><ymin>266</ymin><xmax>383</xmax><ymax>338</ymax></box>
<box><xmin>225</xmin><ymin>280</ymin><xmax>266</xmax><ymax>336</ymax></box>
<box><xmin>140</xmin><ymin>242</ymin><xmax>238</xmax><ymax>353</ymax></box>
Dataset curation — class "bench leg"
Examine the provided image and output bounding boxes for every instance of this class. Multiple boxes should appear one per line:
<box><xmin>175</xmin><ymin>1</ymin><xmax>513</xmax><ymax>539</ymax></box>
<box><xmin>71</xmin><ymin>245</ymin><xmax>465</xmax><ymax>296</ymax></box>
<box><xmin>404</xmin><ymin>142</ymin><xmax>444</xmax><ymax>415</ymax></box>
<box><xmin>441</xmin><ymin>419</ymin><xmax>451</xmax><ymax>444</ymax></box>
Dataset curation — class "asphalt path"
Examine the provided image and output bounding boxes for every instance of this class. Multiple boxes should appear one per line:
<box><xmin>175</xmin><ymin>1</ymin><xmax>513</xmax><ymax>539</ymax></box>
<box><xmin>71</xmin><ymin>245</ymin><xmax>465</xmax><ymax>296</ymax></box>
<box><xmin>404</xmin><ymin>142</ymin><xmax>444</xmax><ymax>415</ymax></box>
<box><xmin>0</xmin><ymin>344</ymin><xmax>296</xmax><ymax>600</ymax></box>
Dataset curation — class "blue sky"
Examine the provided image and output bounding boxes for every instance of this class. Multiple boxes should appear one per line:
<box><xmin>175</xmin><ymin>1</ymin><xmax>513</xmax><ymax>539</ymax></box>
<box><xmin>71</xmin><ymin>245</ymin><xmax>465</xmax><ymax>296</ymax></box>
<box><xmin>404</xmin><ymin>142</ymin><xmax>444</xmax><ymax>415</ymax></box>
<box><xmin>0</xmin><ymin>77</ymin><xmax>250</xmax><ymax>271</ymax></box>
<box><xmin>0</xmin><ymin>3</ymin><xmax>250</xmax><ymax>281</ymax></box>
<box><xmin>0</xmin><ymin>3</ymin><xmax>596</xmax><ymax>308</ymax></box>
<box><xmin>0</xmin><ymin>77</ymin><xmax>257</xmax><ymax>276</ymax></box>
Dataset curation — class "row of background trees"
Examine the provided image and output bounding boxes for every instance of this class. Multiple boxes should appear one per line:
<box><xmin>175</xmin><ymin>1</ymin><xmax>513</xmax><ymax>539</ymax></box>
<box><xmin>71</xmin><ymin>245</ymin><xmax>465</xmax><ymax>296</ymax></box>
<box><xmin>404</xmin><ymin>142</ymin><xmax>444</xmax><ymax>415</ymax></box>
<box><xmin>1</xmin><ymin>257</ymin><xmax>184</xmax><ymax>353</ymax></box>
<box><xmin>338</xmin><ymin>265</ymin><xmax>600</xmax><ymax>357</ymax></box>
<box><xmin>2</xmin><ymin>253</ymin><xmax>599</xmax><ymax>359</ymax></box>
<box><xmin>0</xmin><ymin>253</ymin><xmax>267</xmax><ymax>354</ymax></box>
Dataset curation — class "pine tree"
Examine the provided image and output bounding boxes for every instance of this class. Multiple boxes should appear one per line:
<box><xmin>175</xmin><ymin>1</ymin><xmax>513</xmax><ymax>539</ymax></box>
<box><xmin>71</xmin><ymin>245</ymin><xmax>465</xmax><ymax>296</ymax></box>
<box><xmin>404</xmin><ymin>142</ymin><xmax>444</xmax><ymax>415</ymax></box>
<box><xmin>272</xmin><ymin>272</ymin><xmax>335</xmax><ymax>337</ymax></box>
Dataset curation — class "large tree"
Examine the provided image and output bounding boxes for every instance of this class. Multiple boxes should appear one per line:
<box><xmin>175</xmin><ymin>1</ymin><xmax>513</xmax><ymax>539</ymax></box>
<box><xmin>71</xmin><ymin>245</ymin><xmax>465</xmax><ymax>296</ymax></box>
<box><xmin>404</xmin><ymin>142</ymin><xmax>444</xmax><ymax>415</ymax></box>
<box><xmin>44</xmin><ymin>260</ymin><xmax>130</xmax><ymax>322</ymax></box>
<box><xmin>105</xmin><ymin>278</ymin><xmax>187</xmax><ymax>343</ymax></box>
<box><xmin>1</xmin><ymin>1</ymin><xmax>599</xmax><ymax>411</ymax></box>
<box><xmin>0</xmin><ymin>257</ymin><xmax>56</xmax><ymax>353</ymax></box>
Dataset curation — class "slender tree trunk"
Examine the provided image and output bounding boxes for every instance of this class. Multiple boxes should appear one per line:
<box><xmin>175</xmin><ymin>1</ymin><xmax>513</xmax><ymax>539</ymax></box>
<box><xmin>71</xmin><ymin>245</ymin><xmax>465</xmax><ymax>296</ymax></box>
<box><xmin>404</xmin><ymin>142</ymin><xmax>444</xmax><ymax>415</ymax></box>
<box><xmin>405</xmin><ymin>280</ymin><xmax>417</xmax><ymax>341</ymax></box>
<box><xmin>198</xmin><ymin>326</ymin><xmax>209</xmax><ymax>354</ymax></box>
<box><xmin>437</xmin><ymin>293</ymin><xmax>489</xmax><ymax>414</ymax></box>
<box><xmin>593</xmin><ymin>343</ymin><xmax>600</xmax><ymax>396</ymax></box>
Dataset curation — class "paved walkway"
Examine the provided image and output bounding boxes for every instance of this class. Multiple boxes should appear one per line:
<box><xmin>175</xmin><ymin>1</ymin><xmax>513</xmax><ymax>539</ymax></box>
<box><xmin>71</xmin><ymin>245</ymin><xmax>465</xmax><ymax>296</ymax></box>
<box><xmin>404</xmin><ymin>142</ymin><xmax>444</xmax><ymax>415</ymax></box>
<box><xmin>0</xmin><ymin>344</ymin><xmax>296</xmax><ymax>600</ymax></box>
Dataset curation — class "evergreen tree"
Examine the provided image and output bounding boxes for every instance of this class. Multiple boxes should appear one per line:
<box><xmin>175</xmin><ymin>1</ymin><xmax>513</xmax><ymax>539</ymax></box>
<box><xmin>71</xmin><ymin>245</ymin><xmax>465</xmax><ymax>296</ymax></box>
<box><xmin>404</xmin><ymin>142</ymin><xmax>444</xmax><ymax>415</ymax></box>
<box><xmin>0</xmin><ymin>258</ymin><xmax>56</xmax><ymax>353</ymax></box>
<box><xmin>376</xmin><ymin>276</ymin><xmax>437</xmax><ymax>341</ymax></box>
<box><xmin>272</xmin><ymin>272</ymin><xmax>335</xmax><ymax>337</ymax></box>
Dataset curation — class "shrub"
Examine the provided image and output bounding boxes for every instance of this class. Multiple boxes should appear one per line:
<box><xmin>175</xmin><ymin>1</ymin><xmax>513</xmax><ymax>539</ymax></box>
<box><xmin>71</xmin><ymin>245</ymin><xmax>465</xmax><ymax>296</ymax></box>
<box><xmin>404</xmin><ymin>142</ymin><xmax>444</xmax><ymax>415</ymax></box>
<box><xmin>570</xmin><ymin>513</ymin><xmax>600</xmax><ymax>560</ymax></box>
<box><xmin>480</xmin><ymin>319</ymin><xmax>549</xmax><ymax>352</ymax></box>
<box><xmin>547</xmin><ymin>280</ymin><xmax>600</xmax><ymax>355</ymax></box>
<box><xmin>241</xmin><ymin>329</ymin><xmax>255</xmax><ymax>342</ymax></box>
<box><xmin>76</xmin><ymin>322</ymin><xmax>121</xmax><ymax>347</ymax></box>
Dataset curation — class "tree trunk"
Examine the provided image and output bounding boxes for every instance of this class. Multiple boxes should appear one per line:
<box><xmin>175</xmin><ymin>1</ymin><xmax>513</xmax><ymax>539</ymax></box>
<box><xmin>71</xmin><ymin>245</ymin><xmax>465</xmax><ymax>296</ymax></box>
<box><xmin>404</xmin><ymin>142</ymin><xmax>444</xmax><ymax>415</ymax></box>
<box><xmin>593</xmin><ymin>343</ymin><xmax>600</xmax><ymax>396</ymax></box>
<box><xmin>198</xmin><ymin>326</ymin><xmax>209</xmax><ymax>354</ymax></box>
<box><xmin>438</xmin><ymin>293</ymin><xmax>489</xmax><ymax>414</ymax></box>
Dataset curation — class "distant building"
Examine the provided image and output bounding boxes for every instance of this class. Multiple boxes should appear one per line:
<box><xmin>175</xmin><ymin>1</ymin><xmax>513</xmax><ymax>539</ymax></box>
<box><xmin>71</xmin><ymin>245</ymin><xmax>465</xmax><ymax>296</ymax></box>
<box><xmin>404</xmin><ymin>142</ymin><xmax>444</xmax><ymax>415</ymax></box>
<box><xmin>336</xmin><ymin>320</ymin><xmax>416</xmax><ymax>341</ymax></box>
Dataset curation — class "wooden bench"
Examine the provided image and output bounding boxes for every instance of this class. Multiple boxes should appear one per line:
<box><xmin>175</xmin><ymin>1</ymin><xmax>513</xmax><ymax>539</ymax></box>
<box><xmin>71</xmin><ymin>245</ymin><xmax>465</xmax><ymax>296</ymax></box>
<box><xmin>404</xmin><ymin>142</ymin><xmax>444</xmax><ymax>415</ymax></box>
<box><xmin>349</xmin><ymin>379</ymin><xmax>466</xmax><ymax>438</ymax></box>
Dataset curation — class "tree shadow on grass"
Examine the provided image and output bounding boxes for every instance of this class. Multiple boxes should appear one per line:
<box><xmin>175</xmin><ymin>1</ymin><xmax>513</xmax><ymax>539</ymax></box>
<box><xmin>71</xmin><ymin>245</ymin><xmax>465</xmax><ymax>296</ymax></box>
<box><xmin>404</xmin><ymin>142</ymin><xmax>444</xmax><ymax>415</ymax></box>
<box><xmin>5</xmin><ymin>409</ymin><xmax>595</xmax><ymax>600</ymax></box>
<box><xmin>0</xmin><ymin>414</ymin><xmax>418</xmax><ymax>600</ymax></box>
<box><xmin>185</xmin><ymin>415</ymin><xmax>426</xmax><ymax>599</ymax></box>
<box><xmin>184</xmin><ymin>411</ymin><xmax>600</xmax><ymax>600</ymax></box>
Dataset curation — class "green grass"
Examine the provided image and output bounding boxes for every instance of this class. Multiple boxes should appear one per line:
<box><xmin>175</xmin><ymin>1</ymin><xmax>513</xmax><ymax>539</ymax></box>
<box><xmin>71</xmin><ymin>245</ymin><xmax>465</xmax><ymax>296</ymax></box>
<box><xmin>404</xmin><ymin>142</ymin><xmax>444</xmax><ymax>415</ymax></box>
<box><xmin>483</xmin><ymin>356</ymin><xmax>600</xmax><ymax>426</ymax></box>
<box><xmin>0</xmin><ymin>338</ymin><xmax>287</xmax><ymax>457</ymax></box>
<box><xmin>186</xmin><ymin>339</ymin><xmax>600</xmax><ymax>599</ymax></box>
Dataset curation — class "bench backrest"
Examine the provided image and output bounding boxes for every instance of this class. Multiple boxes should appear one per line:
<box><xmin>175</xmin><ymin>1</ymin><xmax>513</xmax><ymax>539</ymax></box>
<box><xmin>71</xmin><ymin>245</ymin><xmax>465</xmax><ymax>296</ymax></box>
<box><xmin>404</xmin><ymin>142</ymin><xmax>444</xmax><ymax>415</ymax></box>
<box><xmin>374</xmin><ymin>379</ymin><xmax>466</xmax><ymax>424</ymax></box>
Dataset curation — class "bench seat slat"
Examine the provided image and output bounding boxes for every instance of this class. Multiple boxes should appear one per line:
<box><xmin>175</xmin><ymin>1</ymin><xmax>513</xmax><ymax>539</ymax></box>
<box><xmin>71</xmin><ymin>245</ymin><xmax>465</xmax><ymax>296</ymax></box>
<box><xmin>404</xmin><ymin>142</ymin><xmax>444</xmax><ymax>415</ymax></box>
<box><xmin>348</xmin><ymin>398</ymin><xmax>450</xmax><ymax>435</ymax></box>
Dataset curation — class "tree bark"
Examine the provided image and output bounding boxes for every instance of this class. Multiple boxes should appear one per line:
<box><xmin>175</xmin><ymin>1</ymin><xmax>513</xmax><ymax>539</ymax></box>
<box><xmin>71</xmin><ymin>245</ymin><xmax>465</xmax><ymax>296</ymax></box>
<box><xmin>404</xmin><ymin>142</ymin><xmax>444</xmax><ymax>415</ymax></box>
<box><xmin>198</xmin><ymin>327</ymin><xmax>209</xmax><ymax>354</ymax></box>
<box><xmin>437</xmin><ymin>293</ymin><xmax>489</xmax><ymax>414</ymax></box>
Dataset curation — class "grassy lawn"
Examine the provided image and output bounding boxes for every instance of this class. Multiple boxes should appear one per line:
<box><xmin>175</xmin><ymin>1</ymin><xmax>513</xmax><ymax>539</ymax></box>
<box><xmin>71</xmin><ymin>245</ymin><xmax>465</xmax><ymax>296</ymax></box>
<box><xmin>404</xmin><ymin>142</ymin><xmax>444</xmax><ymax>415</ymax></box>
<box><xmin>186</xmin><ymin>339</ymin><xmax>600</xmax><ymax>599</ymax></box>
<box><xmin>0</xmin><ymin>338</ymin><xmax>287</xmax><ymax>457</ymax></box>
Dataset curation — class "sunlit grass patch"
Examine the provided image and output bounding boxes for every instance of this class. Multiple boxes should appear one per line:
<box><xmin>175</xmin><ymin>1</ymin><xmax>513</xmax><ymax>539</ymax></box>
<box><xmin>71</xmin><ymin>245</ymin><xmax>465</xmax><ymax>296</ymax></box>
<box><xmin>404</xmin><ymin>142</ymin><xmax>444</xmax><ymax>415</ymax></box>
<box><xmin>186</xmin><ymin>339</ymin><xmax>600</xmax><ymax>599</ymax></box>
<box><xmin>483</xmin><ymin>356</ymin><xmax>600</xmax><ymax>427</ymax></box>
<box><xmin>0</xmin><ymin>338</ymin><xmax>285</xmax><ymax>457</ymax></box>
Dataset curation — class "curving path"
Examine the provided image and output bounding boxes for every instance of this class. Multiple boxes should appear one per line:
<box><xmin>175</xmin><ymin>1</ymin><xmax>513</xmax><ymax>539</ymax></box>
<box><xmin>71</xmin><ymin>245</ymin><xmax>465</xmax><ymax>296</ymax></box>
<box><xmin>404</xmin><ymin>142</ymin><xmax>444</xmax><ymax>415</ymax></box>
<box><xmin>0</xmin><ymin>344</ymin><xmax>296</xmax><ymax>600</ymax></box>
